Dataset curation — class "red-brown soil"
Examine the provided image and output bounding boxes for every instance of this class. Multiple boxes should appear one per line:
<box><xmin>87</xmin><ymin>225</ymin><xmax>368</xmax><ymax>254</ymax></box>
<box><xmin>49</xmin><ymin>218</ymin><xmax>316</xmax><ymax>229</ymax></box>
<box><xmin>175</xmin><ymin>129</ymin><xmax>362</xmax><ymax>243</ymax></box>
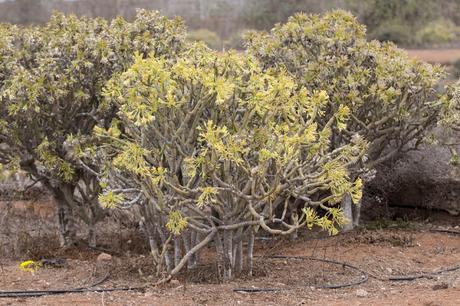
<box><xmin>1</xmin><ymin>225</ymin><xmax>459</xmax><ymax>306</ymax></box>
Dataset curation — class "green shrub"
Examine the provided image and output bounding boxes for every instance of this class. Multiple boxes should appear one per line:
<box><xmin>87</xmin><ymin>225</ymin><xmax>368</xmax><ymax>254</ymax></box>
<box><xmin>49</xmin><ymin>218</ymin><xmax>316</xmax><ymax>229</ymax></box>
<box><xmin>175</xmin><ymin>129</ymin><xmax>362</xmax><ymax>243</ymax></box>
<box><xmin>223</xmin><ymin>30</ymin><xmax>248</xmax><ymax>50</ymax></box>
<box><xmin>0</xmin><ymin>10</ymin><xmax>186</xmax><ymax>247</ymax></box>
<box><xmin>187</xmin><ymin>29</ymin><xmax>222</xmax><ymax>50</ymax></box>
<box><xmin>441</xmin><ymin>80</ymin><xmax>460</xmax><ymax>129</ymax></box>
<box><xmin>245</xmin><ymin>10</ymin><xmax>446</xmax><ymax>228</ymax></box>
<box><xmin>368</xmin><ymin>20</ymin><xmax>414</xmax><ymax>45</ymax></box>
<box><xmin>415</xmin><ymin>20</ymin><xmax>459</xmax><ymax>47</ymax></box>
<box><xmin>453</xmin><ymin>59</ymin><xmax>460</xmax><ymax>79</ymax></box>
<box><xmin>98</xmin><ymin>44</ymin><xmax>365</xmax><ymax>279</ymax></box>
<box><xmin>345</xmin><ymin>0</ymin><xmax>441</xmax><ymax>45</ymax></box>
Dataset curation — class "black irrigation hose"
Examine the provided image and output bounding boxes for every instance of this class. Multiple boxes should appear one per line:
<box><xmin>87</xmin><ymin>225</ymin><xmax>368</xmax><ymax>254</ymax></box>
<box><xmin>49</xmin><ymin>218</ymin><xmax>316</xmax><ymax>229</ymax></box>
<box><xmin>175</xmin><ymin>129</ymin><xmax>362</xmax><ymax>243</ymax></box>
<box><xmin>0</xmin><ymin>271</ymin><xmax>145</xmax><ymax>298</ymax></box>
<box><xmin>429</xmin><ymin>229</ymin><xmax>460</xmax><ymax>236</ymax></box>
<box><xmin>0</xmin><ymin>272</ymin><xmax>107</xmax><ymax>298</ymax></box>
<box><xmin>234</xmin><ymin>227</ymin><xmax>460</xmax><ymax>293</ymax></box>
<box><xmin>233</xmin><ymin>255</ymin><xmax>460</xmax><ymax>293</ymax></box>
<box><xmin>233</xmin><ymin>255</ymin><xmax>369</xmax><ymax>293</ymax></box>
<box><xmin>382</xmin><ymin>263</ymin><xmax>460</xmax><ymax>282</ymax></box>
<box><xmin>0</xmin><ymin>287</ymin><xmax>145</xmax><ymax>298</ymax></box>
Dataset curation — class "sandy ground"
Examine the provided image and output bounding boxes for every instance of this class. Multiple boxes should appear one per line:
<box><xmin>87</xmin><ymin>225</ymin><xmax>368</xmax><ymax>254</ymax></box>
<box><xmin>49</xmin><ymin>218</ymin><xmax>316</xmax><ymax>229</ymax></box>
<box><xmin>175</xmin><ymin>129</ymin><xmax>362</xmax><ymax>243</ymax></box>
<box><xmin>0</xmin><ymin>226</ymin><xmax>459</xmax><ymax>306</ymax></box>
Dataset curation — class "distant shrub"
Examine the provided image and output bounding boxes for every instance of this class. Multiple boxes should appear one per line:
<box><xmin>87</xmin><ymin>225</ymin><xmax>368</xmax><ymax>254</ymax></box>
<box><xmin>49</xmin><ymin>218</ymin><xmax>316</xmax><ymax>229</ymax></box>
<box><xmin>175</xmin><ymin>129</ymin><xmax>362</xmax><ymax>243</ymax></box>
<box><xmin>187</xmin><ymin>29</ymin><xmax>222</xmax><ymax>50</ymax></box>
<box><xmin>453</xmin><ymin>59</ymin><xmax>460</xmax><ymax>79</ymax></box>
<box><xmin>368</xmin><ymin>20</ymin><xmax>414</xmax><ymax>46</ymax></box>
<box><xmin>442</xmin><ymin>80</ymin><xmax>460</xmax><ymax>130</ymax></box>
<box><xmin>223</xmin><ymin>30</ymin><xmax>247</xmax><ymax>50</ymax></box>
<box><xmin>415</xmin><ymin>20</ymin><xmax>459</xmax><ymax>47</ymax></box>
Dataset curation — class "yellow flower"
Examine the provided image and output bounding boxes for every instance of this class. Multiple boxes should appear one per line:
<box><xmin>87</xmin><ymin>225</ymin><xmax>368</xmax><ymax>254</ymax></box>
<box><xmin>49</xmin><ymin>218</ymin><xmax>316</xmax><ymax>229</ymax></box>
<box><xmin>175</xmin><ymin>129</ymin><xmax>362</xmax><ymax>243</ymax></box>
<box><xmin>19</xmin><ymin>260</ymin><xmax>41</xmax><ymax>272</ymax></box>
<box><xmin>166</xmin><ymin>210</ymin><xmax>188</xmax><ymax>235</ymax></box>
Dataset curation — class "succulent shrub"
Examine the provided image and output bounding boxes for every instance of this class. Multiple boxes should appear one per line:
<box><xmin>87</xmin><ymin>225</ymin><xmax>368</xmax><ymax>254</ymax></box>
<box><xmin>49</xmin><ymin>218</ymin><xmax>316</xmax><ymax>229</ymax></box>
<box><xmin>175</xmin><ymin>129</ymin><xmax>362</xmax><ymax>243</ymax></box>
<box><xmin>441</xmin><ymin>80</ymin><xmax>460</xmax><ymax>130</ymax></box>
<box><xmin>438</xmin><ymin>78</ymin><xmax>460</xmax><ymax>160</ymax></box>
<box><xmin>452</xmin><ymin>59</ymin><xmax>460</xmax><ymax>79</ymax></box>
<box><xmin>98</xmin><ymin>43</ymin><xmax>366</xmax><ymax>279</ymax></box>
<box><xmin>0</xmin><ymin>10</ymin><xmax>186</xmax><ymax>246</ymax></box>
<box><xmin>245</xmin><ymin>10</ymin><xmax>446</xmax><ymax>228</ymax></box>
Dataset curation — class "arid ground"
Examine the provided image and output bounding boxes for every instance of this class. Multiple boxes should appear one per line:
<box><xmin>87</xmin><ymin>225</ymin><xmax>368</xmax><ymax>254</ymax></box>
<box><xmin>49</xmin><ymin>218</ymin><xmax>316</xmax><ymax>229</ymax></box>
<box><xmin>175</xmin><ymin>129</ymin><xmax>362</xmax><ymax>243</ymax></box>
<box><xmin>1</xmin><ymin>219</ymin><xmax>459</xmax><ymax>305</ymax></box>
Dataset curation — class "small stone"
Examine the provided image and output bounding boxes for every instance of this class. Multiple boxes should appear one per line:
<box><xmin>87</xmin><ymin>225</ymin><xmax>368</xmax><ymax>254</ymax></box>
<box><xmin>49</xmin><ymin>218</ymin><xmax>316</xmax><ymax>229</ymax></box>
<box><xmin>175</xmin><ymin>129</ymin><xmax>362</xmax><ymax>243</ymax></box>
<box><xmin>432</xmin><ymin>283</ymin><xmax>448</xmax><ymax>290</ymax></box>
<box><xmin>97</xmin><ymin>253</ymin><xmax>112</xmax><ymax>262</ymax></box>
<box><xmin>356</xmin><ymin>289</ymin><xmax>368</xmax><ymax>297</ymax></box>
<box><xmin>451</xmin><ymin>278</ymin><xmax>460</xmax><ymax>288</ymax></box>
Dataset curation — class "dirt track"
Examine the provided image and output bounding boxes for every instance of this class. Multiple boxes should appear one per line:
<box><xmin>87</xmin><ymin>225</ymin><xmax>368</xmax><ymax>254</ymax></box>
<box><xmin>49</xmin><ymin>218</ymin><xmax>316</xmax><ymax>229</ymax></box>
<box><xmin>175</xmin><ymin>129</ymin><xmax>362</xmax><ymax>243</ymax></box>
<box><xmin>406</xmin><ymin>49</ymin><xmax>460</xmax><ymax>64</ymax></box>
<box><xmin>1</xmin><ymin>226</ymin><xmax>459</xmax><ymax>306</ymax></box>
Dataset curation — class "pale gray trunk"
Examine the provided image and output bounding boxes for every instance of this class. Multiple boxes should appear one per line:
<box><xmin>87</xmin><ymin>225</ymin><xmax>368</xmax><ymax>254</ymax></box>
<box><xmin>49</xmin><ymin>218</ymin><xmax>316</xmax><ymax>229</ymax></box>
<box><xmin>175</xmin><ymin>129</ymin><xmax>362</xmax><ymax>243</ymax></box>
<box><xmin>232</xmin><ymin>227</ymin><xmax>243</xmax><ymax>274</ymax></box>
<box><xmin>149</xmin><ymin>236</ymin><xmax>160</xmax><ymax>264</ymax></box>
<box><xmin>342</xmin><ymin>193</ymin><xmax>354</xmax><ymax>232</ymax></box>
<box><xmin>215</xmin><ymin>229</ymin><xmax>236</xmax><ymax>280</ymax></box>
<box><xmin>56</xmin><ymin>198</ymin><xmax>76</xmax><ymax>247</ymax></box>
<box><xmin>247</xmin><ymin>229</ymin><xmax>254</xmax><ymax>276</ymax></box>
<box><xmin>235</xmin><ymin>238</ymin><xmax>243</xmax><ymax>274</ymax></box>
<box><xmin>223</xmin><ymin>229</ymin><xmax>233</xmax><ymax>280</ymax></box>
<box><xmin>290</xmin><ymin>210</ymin><xmax>299</xmax><ymax>241</ymax></box>
<box><xmin>87</xmin><ymin>222</ymin><xmax>96</xmax><ymax>248</ymax></box>
<box><xmin>174</xmin><ymin>236</ymin><xmax>181</xmax><ymax>268</ymax></box>
<box><xmin>85</xmin><ymin>199</ymin><xmax>105</xmax><ymax>248</ymax></box>
<box><xmin>157</xmin><ymin>226</ymin><xmax>172</xmax><ymax>273</ymax></box>
<box><xmin>182</xmin><ymin>231</ymin><xmax>196</xmax><ymax>269</ymax></box>
<box><xmin>215</xmin><ymin>231</ymin><xmax>225</xmax><ymax>280</ymax></box>
<box><xmin>141</xmin><ymin>219</ymin><xmax>162</xmax><ymax>272</ymax></box>
<box><xmin>352</xmin><ymin>202</ymin><xmax>361</xmax><ymax>227</ymax></box>
<box><xmin>164</xmin><ymin>251</ymin><xmax>172</xmax><ymax>272</ymax></box>
<box><xmin>192</xmin><ymin>231</ymin><xmax>201</xmax><ymax>266</ymax></box>
<box><xmin>162</xmin><ymin>241</ymin><xmax>173</xmax><ymax>273</ymax></box>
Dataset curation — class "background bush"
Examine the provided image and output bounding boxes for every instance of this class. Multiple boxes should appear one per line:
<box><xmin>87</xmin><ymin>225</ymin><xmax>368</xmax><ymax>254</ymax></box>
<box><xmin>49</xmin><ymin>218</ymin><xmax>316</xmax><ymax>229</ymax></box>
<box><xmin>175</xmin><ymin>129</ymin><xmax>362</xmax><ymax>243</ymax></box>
<box><xmin>1</xmin><ymin>0</ymin><xmax>459</xmax><ymax>48</ymax></box>
<box><xmin>0</xmin><ymin>10</ymin><xmax>186</xmax><ymax>247</ymax></box>
<box><xmin>415</xmin><ymin>20</ymin><xmax>460</xmax><ymax>47</ymax></box>
<box><xmin>245</xmin><ymin>10</ymin><xmax>447</xmax><ymax>228</ymax></box>
<box><xmin>187</xmin><ymin>29</ymin><xmax>222</xmax><ymax>50</ymax></box>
